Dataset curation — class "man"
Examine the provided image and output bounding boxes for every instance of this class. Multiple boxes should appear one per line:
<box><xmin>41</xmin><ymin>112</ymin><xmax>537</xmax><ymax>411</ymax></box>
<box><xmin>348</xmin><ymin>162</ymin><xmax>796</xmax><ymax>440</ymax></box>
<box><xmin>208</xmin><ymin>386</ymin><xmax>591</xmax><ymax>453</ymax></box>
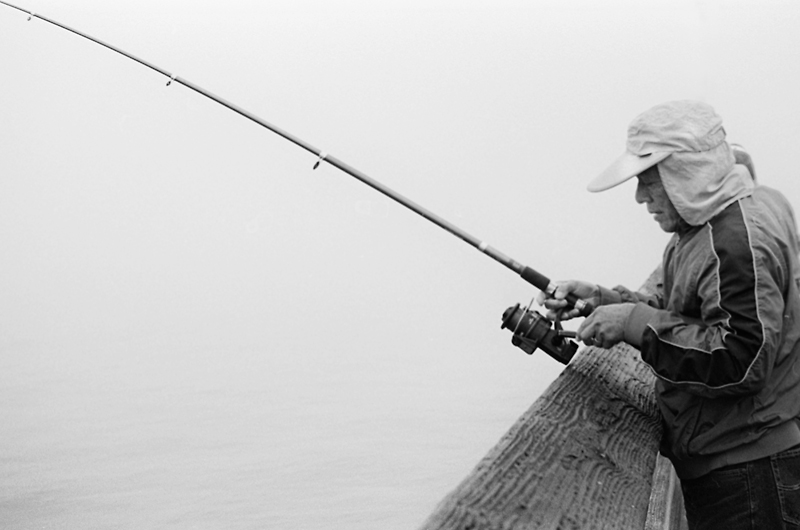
<box><xmin>540</xmin><ymin>100</ymin><xmax>800</xmax><ymax>529</ymax></box>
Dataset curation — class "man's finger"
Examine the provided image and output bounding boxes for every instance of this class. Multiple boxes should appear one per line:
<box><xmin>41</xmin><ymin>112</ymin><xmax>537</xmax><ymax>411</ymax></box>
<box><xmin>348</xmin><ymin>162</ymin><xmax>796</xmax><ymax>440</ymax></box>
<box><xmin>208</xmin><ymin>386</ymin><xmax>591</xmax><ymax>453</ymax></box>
<box><xmin>553</xmin><ymin>284</ymin><xmax>571</xmax><ymax>300</ymax></box>
<box><xmin>576</xmin><ymin>315</ymin><xmax>595</xmax><ymax>343</ymax></box>
<box><xmin>543</xmin><ymin>298</ymin><xmax>568</xmax><ymax>309</ymax></box>
<box><xmin>545</xmin><ymin>308</ymin><xmax>579</xmax><ymax>321</ymax></box>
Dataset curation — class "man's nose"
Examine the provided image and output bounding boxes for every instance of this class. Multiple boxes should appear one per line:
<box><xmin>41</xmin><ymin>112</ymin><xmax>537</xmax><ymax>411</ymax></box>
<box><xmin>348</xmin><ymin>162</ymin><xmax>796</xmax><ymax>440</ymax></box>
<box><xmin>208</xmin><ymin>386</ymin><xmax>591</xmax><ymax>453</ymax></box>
<box><xmin>635</xmin><ymin>181</ymin><xmax>649</xmax><ymax>204</ymax></box>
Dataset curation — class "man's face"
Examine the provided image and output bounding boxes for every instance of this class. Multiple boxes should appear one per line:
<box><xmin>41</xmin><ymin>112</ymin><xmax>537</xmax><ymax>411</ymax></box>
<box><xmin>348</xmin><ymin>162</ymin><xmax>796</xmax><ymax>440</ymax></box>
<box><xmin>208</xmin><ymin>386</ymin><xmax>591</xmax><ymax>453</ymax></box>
<box><xmin>635</xmin><ymin>165</ymin><xmax>685</xmax><ymax>233</ymax></box>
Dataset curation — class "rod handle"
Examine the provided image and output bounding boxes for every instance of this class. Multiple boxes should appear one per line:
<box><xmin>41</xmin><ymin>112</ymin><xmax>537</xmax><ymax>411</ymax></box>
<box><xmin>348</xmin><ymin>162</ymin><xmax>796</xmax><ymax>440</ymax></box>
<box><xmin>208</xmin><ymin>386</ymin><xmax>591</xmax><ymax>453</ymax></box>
<box><xmin>520</xmin><ymin>266</ymin><xmax>594</xmax><ymax>317</ymax></box>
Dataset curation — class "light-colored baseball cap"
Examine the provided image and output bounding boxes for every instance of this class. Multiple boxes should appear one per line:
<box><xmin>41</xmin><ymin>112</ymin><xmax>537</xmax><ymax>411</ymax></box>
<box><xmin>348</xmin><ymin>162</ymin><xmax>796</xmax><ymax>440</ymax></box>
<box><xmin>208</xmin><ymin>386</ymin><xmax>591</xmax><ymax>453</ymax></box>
<box><xmin>588</xmin><ymin>100</ymin><xmax>726</xmax><ymax>192</ymax></box>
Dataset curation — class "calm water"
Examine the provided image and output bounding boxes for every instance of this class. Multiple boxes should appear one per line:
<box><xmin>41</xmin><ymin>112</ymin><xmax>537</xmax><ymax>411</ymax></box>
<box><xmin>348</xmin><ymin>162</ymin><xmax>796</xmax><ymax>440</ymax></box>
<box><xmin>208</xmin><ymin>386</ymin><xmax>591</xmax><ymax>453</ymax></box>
<box><xmin>1</xmin><ymin>336</ymin><xmax>558</xmax><ymax>529</ymax></box>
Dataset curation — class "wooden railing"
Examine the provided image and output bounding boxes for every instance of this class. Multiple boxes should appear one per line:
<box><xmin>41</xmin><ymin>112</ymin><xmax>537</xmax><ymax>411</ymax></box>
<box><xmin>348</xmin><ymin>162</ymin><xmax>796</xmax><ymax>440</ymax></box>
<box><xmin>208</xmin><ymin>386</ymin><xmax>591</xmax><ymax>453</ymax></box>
<box><xmin>420</xmin><ymin>269</ymin><xmax>688</xmax><ymax>530</ymax></box>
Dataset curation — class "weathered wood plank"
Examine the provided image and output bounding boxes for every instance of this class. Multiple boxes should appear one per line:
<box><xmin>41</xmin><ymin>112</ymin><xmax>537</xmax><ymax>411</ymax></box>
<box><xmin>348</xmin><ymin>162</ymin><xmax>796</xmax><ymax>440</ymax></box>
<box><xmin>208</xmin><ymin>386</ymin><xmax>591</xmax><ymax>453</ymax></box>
<box><xmin>645</xmin><ymin>455</ymin><xmax>688</xmax><ymax>530</ymax></box>
<box><xmin>421</xmin><ymin>269</ymin><xmax>686</xmax><ymax>530</ymax></box>
<box><xmin>421</xmin><ymin>342</ymin><xmax>661</xmax><ymax>529</ymax></box>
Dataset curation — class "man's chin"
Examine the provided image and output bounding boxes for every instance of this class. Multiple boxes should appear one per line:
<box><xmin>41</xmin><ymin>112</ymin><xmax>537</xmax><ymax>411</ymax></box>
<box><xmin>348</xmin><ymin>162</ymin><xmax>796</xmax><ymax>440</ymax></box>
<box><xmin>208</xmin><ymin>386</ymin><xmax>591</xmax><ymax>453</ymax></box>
<box><xmin>657</xmin><ymin>220</ymin><xmax>677</xmax><ymax>233</ymax></box>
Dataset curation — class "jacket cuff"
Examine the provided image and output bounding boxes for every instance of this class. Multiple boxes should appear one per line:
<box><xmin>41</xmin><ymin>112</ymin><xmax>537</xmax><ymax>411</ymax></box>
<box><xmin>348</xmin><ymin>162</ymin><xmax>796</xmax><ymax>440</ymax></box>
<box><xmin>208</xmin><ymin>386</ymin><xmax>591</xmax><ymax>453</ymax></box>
<box><xmin>597</xmin><ymin>285</ymin><xmax>623</xmax><ymax>306</ymax></box>
<box><xmin>624</xmin><ymin>302</ymin><xmax>658</xmax><ymax>348</ymax></box>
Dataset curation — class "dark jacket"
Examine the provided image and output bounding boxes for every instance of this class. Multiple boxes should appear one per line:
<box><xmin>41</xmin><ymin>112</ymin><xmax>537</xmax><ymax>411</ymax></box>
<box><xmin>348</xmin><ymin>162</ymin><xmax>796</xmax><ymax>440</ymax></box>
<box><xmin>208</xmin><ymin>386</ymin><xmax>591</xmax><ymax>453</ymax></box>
<box><xmin>605</xmin><ymin>183</ymin><xmax>800</xmax><ymax>479</ymax></box>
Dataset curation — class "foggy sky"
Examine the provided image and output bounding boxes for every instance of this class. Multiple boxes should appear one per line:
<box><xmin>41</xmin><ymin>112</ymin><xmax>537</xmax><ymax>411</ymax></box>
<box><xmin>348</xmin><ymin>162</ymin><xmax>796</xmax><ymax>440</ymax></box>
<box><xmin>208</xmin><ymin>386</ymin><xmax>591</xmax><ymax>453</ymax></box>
<box><xmin>2</xmin><ymin>1</ymin><xmax>800</xmax><ymax>527</ymax></box>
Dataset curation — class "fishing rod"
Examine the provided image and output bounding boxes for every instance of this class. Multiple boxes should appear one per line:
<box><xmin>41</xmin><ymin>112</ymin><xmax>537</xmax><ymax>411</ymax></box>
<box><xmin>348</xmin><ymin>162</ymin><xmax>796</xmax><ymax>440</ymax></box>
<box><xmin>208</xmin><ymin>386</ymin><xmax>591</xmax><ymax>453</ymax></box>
<box><xmin>0</xmin><ymin>1</ymin><xmax>591</xmax><ymax>363</ymax></box>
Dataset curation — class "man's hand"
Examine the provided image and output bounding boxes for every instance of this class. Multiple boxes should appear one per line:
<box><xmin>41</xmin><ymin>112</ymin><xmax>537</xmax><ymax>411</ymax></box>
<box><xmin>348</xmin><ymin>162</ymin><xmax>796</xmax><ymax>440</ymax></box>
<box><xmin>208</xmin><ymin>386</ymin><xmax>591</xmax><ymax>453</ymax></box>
<box><xmin>576</xmin><ymin>303</ymin><xmax>635</xmax><ymax>348</ymax></box>
<box><xmin>535</xmin><ymin>280</ymin><xmax>600</xmax><ymax>320</ymax></box>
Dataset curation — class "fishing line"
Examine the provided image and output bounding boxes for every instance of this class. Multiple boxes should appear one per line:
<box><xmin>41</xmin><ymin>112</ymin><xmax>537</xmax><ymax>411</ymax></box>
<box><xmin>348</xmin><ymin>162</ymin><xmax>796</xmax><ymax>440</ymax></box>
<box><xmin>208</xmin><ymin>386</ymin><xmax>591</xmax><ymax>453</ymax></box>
<box><xmin>0</xmin><ymin>0</ymin><xmax>591</xmax><ymax>316</ymax></box>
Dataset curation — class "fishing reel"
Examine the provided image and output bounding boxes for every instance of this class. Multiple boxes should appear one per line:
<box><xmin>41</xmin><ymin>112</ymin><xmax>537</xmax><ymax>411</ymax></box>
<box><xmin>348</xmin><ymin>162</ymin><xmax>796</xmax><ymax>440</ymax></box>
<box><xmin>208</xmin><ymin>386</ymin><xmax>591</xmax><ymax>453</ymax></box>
<box><xmin>501</xmin><ymin>303</ymin><xmax>579</xmax><ymax>365</ymax></box>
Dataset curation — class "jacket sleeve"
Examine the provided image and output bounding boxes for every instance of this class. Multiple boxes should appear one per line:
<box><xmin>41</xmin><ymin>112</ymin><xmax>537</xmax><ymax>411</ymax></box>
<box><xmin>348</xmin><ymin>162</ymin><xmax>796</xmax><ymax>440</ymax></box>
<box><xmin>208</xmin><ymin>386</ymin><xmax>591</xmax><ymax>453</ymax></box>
<box><xmin>596</xmin><ymin>283</ymin><xmax>663</xmax><ymax>308</ymax></box>
<box><xmin>625</xmin><ymin>205</ymin><xmax>787</xmax><ymax>398</ymax></box>
<box><xmin>612</xmin><ymin>283</ymin><xmax>664</xmax><ymax>308</ymax></box>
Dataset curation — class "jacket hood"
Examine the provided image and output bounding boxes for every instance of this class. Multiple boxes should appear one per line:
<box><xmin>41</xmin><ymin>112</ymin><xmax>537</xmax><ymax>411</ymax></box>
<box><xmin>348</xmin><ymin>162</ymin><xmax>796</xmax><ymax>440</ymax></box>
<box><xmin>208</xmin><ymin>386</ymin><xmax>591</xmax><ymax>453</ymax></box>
<box><xmin>659</xmin><ymin>142</ymin><xmax>755</xmax><ymax>226</ymax></box>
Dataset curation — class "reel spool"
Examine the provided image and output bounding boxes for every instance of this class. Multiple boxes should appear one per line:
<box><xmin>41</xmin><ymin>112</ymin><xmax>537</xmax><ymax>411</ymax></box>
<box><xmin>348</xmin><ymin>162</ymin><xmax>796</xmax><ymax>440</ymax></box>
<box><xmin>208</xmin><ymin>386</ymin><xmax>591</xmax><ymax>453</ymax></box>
<box><xmin>501</xmin><ymin>303</ymin><xmax>578</xmax><ymax>365</ymax></box>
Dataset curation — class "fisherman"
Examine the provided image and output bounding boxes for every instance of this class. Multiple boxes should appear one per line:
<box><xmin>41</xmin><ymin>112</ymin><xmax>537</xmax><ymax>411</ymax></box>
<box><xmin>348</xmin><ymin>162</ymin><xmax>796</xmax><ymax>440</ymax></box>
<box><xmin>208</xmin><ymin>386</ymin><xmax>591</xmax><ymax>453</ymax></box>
<box><xmin>539</xmin><ymin>100</ymin><xmax>800</xmax><ymax>530</ymax></box>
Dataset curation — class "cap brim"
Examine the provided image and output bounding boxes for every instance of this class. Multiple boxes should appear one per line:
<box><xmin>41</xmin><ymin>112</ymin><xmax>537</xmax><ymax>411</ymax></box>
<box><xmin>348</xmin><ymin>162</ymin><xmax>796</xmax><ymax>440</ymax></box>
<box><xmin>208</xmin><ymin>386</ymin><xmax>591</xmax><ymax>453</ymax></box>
<box><xmin>587</xmin><ymin>151</ymin><xmax>671</xmax><ymax>192</ymax></box>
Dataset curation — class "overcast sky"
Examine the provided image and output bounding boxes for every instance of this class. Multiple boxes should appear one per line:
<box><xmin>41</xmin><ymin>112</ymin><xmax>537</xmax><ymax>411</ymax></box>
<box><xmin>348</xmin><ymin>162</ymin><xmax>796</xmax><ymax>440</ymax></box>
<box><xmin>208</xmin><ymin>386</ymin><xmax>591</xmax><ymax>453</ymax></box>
<box><xmin>2</xmin><ymin>1</ymin><xmax>800</xmax><ymax>525</ymax></box>
<box><xmin>4</xmin><ymin>0</ymin><xmax>799</xmax><ymax>348</ymax></box>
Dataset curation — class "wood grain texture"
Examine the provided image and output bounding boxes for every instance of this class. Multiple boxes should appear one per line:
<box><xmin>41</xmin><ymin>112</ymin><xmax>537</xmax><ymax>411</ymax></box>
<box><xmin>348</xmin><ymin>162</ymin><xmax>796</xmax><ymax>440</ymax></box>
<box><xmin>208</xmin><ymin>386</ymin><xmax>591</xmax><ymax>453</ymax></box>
<box><xmin>645</xmin><ymin>456</ymin><xmax>689</xmax><ymax>530</ymax></box>
<box><xmin>421</xmin><ymin>269</ymin><xmax>684</xmax><ymax>530</ymax></box>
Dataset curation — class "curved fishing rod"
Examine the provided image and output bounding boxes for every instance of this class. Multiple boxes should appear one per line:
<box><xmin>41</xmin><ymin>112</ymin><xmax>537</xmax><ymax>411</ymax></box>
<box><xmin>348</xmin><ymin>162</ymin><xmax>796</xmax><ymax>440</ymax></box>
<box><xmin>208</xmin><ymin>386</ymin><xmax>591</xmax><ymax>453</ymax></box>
<box><xmin>0</xmin><ymin>0</ymin><xmax>591</xmax><ymax>319</ymax></box>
